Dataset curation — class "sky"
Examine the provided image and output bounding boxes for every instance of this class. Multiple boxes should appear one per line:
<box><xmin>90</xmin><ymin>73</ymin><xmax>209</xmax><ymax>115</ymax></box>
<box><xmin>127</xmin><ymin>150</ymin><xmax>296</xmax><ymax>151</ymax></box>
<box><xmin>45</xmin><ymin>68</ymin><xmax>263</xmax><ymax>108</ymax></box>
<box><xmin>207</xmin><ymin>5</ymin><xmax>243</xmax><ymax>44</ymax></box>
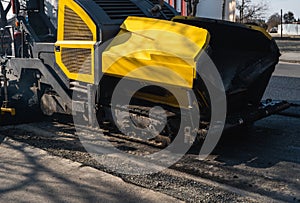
<box><xmin>251</xmin><ymin>0</ymin><xmax>300</xmax><ymax>20</ymax></box>
<box><xmin>3</xmin><ymin>0</ymin><xmax>300</xmax><ymax>20</ymax></box>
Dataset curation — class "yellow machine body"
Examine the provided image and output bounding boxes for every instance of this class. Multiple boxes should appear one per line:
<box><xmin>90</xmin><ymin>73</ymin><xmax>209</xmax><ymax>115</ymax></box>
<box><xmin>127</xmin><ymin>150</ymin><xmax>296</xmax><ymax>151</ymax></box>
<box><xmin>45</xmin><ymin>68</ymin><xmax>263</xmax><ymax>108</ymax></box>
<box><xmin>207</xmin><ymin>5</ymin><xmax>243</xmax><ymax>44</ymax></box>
<box><xmin>102</xmin><ymin>16</ymin><xmax>209</xmax><ymax>89</ymax></box>
<box><xmin>0</xmin><ymin>107</ymin><xmax>16</xmax><ymax>116</ymax></box>
<box><xmin>55</xmin><ymin>1</ymin><xmax>209</xmax><ymax>88</ymax></box>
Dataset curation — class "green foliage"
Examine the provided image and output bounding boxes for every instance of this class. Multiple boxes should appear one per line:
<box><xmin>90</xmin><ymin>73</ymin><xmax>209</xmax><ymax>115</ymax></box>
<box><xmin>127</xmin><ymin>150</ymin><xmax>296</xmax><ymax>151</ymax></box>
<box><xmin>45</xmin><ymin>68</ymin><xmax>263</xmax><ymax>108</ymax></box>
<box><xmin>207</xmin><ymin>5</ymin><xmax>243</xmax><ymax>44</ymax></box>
<box><xmin>283</xmin><ymin>11</ymin><xmax>296</xmax><ymax>23</ymax></box>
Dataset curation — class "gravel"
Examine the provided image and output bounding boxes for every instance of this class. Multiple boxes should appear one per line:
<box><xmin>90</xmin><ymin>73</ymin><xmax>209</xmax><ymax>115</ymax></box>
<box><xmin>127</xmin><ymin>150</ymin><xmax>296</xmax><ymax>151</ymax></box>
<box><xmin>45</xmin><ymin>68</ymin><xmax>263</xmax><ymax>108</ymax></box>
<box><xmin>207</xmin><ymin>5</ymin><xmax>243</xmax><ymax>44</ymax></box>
<box><xmin>0</xmin><ymin>122</ymin><xmax>258</xmax><ymax>203</ymax></box>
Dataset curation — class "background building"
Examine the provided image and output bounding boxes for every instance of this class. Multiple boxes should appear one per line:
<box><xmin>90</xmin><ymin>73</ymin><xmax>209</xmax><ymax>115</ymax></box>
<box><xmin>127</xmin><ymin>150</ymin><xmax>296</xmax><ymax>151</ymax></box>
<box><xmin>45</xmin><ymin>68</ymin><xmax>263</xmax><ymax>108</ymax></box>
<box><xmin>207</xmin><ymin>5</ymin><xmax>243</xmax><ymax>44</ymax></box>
<box><xmin>278</xmin><ymin>24</ymin><xmax>300</xmax><ymax>35</ymax></box>
<box><xmin>164</xmin><ymin>0</ymin><xmax>236</xmax><ymax>21</ymax></box>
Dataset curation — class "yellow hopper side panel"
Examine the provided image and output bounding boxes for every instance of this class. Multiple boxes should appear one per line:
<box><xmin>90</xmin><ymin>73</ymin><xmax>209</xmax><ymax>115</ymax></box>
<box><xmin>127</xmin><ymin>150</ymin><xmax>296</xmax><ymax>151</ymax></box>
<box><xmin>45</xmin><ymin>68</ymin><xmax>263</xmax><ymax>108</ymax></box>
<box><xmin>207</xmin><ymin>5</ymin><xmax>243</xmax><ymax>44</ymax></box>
<box><xmin>55</xmin><ymin>0</ymin><xmax>97</xmax><ymax>84</ymax></box>
<box><xmin>102</xmin><ymin>16</ymin><xmax>209</xmax><ymax>89</ymax></box>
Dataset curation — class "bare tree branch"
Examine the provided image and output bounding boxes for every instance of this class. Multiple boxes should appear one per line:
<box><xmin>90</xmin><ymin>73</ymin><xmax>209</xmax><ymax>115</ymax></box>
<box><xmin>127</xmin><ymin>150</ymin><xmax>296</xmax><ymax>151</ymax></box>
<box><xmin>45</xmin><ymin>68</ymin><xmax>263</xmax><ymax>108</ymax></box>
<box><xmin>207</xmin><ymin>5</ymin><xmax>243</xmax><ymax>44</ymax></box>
<box><xmin>236</xmin><ymin>0</ymin><xmax>268</xmax><ymax>23</ymax></box>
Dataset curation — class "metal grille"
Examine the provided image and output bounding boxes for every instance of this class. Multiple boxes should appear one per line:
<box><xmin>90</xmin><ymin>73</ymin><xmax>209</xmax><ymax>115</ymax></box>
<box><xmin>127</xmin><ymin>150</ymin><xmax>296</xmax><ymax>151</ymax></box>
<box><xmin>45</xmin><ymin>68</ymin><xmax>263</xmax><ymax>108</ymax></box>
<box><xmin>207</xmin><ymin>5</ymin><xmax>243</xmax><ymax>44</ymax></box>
<box><xmin>92</xmin><ymin>0</ymin><xmax>145</xmax><ymax>20</ymax></box>
<box><xmin>64</xmin><ymin>6</ymin><xmax>93</xmax><ymax>41</ymax></box>
<box><xmin>61</xmin><ymin>48</ymin><xmax>92</xmax><ymax>74</ymax></box>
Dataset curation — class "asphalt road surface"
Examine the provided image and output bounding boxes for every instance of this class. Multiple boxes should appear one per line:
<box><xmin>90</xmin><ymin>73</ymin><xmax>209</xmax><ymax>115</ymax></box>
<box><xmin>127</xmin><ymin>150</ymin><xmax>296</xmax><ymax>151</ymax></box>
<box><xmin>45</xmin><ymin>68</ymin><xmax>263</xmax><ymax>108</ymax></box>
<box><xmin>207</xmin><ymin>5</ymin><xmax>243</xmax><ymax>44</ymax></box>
<box><xmin>275</xmin><ymin>39</ymin><xmax>300</xmax><ymax>52</ymax></box>
<box><xmin>264</xmin><ymin>62</ymin><xmax>300</xmax><ymax>102</ymax></box>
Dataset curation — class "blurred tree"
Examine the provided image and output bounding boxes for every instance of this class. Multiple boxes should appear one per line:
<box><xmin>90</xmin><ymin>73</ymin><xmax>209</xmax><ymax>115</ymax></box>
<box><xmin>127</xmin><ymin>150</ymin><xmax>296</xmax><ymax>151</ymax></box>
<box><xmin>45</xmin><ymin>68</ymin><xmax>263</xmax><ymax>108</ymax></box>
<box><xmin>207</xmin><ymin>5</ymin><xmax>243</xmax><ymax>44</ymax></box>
<box><xmin>244</xmin><ymin>19</ymin><xmax>267</xmax><ymax>30</ymax></box>
<box><xmin>184</xmin><ymin>0</ymin><xmax>199</xmax><ymax>16</ymax></box>
<box><xmin>267</xmin><ymin>13</ymin><xmax>281</xmax><ymax>30</ymax></box>
<box><xmin>236</xmin><ymin>0</ymin><xmax>268</xmax><ymax>23</ymax></box>
<box><xmin>255</xmin><ymin>19</ymin><xmax>267</xmax><ymax>30</ymax></box>
<box><xmin>283</xmin><ymin>11</ymin><xmax>296</xmax><ymax>23</ymax></box>
<box><xmin>185</xmin><ymin>0</ymin><xmax>228</xmax><ymax>19</ymax></box>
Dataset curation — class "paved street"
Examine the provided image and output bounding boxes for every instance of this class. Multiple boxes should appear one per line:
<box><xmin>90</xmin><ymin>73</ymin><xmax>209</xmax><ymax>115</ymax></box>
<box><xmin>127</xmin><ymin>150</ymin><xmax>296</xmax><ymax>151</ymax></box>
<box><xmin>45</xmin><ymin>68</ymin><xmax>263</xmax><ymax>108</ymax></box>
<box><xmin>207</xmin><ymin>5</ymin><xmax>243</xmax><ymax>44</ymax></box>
<box><xmin>273</xmin><ymin>62</ymin><xmax>300</xmax><ymax>78</ymax></box>
<box><xmin>264</xmin><ymin>62</ymin><xmax>300</xmax><ymax>102</ymax></box>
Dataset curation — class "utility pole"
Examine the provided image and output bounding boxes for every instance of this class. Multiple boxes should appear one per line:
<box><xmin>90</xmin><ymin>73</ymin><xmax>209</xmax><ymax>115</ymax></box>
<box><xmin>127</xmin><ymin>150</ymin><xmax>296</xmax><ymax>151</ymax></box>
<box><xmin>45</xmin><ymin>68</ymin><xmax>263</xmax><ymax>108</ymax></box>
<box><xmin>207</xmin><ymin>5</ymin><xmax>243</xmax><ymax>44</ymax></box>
<box><xmin>222</xmin><ymin>0</ymin><xmax>226</xmax><ymax>20</ymax></box>
<box><xmin>280</xmin><ymin>9</ymin><xmax>283</xmax><ymax>38</ymax></box>
<box><xmin>239</xmin><ymin>0</ymin><xmax>244</xmax><ymax>23</ymax></box>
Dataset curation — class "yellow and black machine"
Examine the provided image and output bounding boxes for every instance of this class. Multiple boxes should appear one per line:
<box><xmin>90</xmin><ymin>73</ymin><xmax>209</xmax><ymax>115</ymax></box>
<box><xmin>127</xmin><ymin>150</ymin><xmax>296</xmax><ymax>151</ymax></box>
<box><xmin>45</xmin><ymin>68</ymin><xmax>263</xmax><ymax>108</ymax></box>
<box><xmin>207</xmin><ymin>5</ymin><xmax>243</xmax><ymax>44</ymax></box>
<box><xmin>0</xmin><ymin>0</ymin><xmax>290</xmax><ymax>143</ymax></box>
